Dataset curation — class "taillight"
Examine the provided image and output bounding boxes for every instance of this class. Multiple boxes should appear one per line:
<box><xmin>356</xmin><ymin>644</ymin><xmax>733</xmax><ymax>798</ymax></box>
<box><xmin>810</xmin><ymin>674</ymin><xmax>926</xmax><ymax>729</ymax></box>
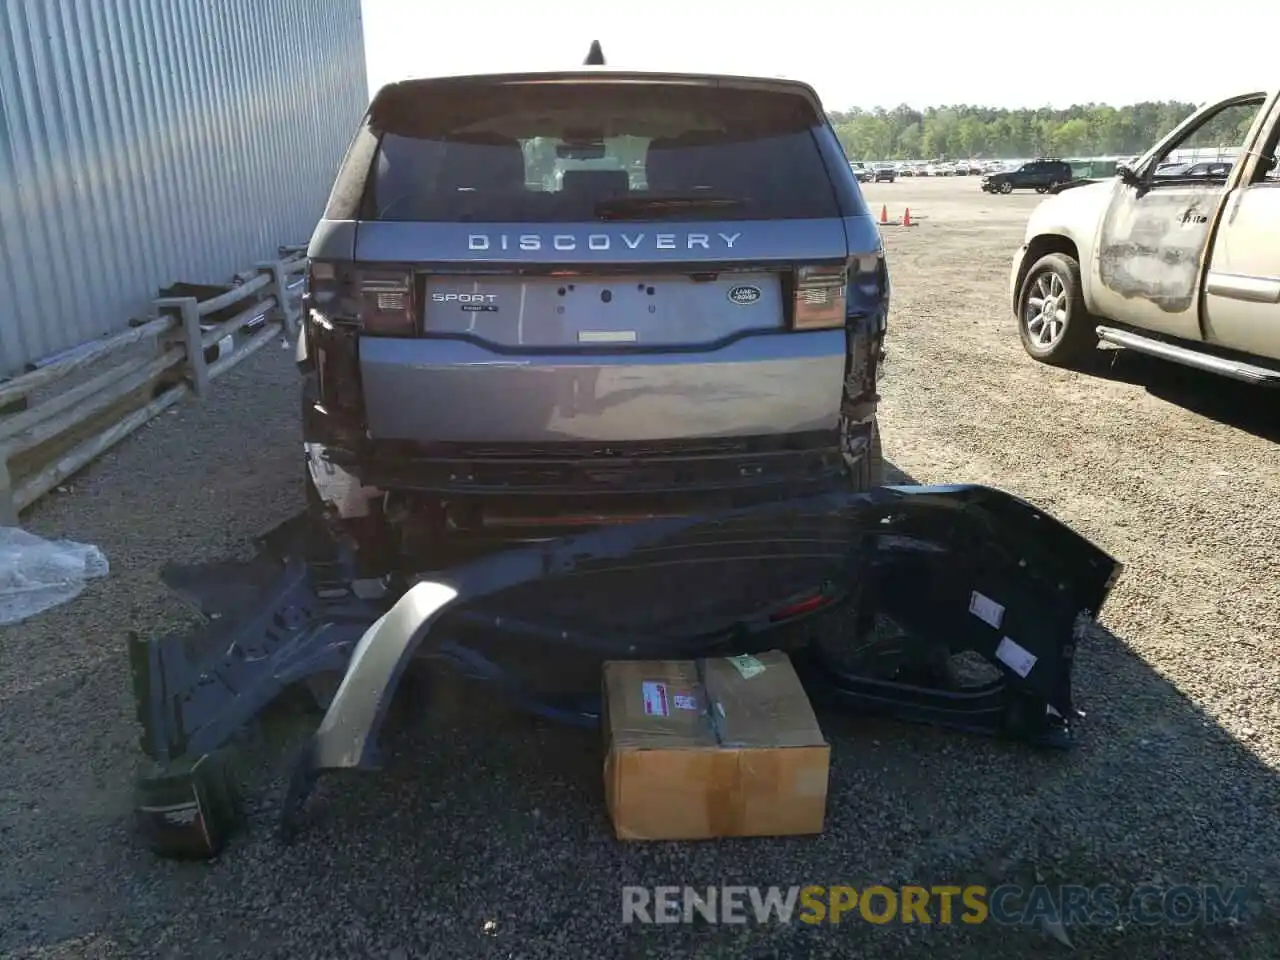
<box><xmin>846</xmin><ymin>253</ymin><xmax>888</xmax><ymax>319</ymax></box>
<box><xmin>356</xmin><ymin>269</ymin><xmax>416</xmax><ymax>336</ymax></box>
<box><xmin>793</xmin><ymin>263</ymin><xmax>848</xmax><ymax>330</ymax></box>
<box><xmin>791</xmin><ymin>254</ymin><xmax>887</xmax><ymax>331</ymax></box>
<box><xmin>307</xmin><ymin>261</ymin><xmax>340</xmax><ymax>312</ymax></box>
<box><xmin>304</xmin><ymin>262</ymin><xmax>417</xmax><ymax>337</ymax></box>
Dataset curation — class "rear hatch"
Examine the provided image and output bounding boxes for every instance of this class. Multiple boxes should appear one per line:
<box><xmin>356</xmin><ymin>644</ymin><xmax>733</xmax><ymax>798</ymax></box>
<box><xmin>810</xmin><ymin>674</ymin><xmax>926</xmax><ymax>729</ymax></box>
<box><xmin>309</xmin><ymin>73</ymin><xmax>881</xmax><ymax>444</ymax></box>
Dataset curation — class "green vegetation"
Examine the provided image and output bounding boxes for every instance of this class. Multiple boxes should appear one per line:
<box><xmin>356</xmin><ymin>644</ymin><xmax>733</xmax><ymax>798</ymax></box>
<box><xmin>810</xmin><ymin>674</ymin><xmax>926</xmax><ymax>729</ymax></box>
<box><xmin>828</xmin><ymin>102</ymin><xmax>1228</xmax><ymax>160</ymax></box>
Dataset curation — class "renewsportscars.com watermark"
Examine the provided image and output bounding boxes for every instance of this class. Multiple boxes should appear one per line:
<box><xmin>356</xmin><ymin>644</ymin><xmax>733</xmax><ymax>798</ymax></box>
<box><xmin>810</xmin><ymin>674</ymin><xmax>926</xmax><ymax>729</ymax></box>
<box><xmin>622</xmin><ymin>884</ymin><xmax>1252</xmax><ymax>927</ymax></box>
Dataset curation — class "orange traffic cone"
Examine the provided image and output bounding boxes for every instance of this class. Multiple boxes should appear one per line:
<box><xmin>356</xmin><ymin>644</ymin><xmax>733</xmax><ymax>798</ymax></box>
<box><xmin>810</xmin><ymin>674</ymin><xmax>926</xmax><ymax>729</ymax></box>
<box><xmin>902</xmin><ymin>207</ymin><xmax>912</xmax><ymax>227</ymax></box>
<box><xmin>880</xmin><ymin>204</ymin><xmax>888</xmax><ymax>225</ymax></box>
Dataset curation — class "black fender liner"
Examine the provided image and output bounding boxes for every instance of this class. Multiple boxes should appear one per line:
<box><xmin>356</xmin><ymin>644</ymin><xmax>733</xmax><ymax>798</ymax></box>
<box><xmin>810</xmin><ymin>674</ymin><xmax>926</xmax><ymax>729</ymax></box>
<box><xmin>128</xmin><ymin>483</ymin><xmax>1120</xmax><ymax>855</ymax></box>
<box><xmin>275</xmin><ymin>484</ymin><xmax>1120</xmax><ymax>838</ymax></box>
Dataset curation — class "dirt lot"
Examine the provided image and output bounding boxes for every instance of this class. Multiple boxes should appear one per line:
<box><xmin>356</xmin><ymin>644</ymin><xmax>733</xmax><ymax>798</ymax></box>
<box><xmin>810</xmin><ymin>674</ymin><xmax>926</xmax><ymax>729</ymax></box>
<box><xmin>1</xmin><ymin>176</ymin><xmax>1278</xmax><ymax>959</ymax></box>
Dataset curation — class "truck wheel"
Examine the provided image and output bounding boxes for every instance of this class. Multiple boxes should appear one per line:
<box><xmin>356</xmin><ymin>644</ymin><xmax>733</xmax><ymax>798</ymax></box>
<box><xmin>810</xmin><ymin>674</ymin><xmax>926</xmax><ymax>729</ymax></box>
<box><xmin>1000</xmin><ymin>181</ymin><xmax>1014</xmax><ymax>194</ymax></box>
<box><xmin>1017</xmin><ymin>253</ymin><xmax>1097</xmax><ymax>367</ymax></box>
<box><xmin>1035</xmin><ymin>185</ymin><xmax>1049</xmax><ymax>194</ymax></box>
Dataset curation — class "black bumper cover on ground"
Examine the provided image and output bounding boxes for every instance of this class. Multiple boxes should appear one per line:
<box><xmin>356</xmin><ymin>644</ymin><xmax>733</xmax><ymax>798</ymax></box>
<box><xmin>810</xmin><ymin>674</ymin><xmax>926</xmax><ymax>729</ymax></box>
<box><xmin>129</xmin><ymin>483</ymin><xmax>1120</xmax><ymax>858</ymax></box>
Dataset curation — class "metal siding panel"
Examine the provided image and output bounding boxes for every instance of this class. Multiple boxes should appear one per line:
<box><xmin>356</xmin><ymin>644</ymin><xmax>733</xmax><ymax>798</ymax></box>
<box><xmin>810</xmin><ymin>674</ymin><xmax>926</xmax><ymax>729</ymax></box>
<box><xmin>0</xmin><ymin>0</ymin><xmax>368</xmax><ymax>376</ymax></box>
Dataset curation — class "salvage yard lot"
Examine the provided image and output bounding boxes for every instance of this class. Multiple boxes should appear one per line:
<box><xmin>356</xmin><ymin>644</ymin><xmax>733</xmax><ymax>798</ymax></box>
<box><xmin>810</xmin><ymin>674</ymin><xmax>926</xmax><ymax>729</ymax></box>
<box><xmin>2</xmin><ymin>177</ymin><xmax>1278</xmax><ymax>959</ymax></box>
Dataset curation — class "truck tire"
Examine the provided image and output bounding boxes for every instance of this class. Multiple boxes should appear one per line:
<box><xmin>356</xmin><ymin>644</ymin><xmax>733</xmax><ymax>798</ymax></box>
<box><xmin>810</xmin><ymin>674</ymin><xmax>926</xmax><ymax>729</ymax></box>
<box><xmin>1017</xmin><ymin>253</ymin><xmax>1097</xmax><ymax>367</ymax></box>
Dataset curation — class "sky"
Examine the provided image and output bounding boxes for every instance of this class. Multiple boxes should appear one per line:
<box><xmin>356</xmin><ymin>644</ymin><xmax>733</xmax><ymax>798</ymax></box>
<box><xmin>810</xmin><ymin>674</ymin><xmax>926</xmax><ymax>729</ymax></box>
<box><xmin>360</xmin><ymin>0</ymin><xmax>1276</xmax><ymax>113</ymax></box>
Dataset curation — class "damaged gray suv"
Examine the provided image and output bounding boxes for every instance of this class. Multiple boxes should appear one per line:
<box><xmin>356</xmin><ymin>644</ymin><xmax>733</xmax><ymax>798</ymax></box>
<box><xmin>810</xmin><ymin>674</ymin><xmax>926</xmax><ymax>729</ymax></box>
<box><xmin>300</xmin><ymin>59</ymin><xmax>889</xmax><ymax>564</ymax></box>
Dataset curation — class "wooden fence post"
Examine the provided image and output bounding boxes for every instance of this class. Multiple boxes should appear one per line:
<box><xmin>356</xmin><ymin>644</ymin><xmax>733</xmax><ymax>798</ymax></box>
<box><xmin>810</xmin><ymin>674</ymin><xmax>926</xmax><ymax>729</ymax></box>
<box><xmin>0</xmin><ymin>248</ymin><xmax>302</xmax><ymax>518</ymax></box>
<box><xmin>0</xmin><ymin>457</ymin><xmax>17</xmax><ymax>526</ymax></box>
<box><xmin>154</xmin><ymin>297</ymin><xmax>209</xmax><ymax>399</ymax></box>
<box><xmin>257</xmin><ymin>261</ymin><xmax>294</xmax><ymax>340</ymax></box>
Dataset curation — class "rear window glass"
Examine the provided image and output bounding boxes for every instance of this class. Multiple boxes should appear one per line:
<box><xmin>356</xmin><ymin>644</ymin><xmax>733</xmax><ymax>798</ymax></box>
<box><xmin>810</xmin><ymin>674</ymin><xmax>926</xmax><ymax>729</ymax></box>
<box><xmin>362</xmin><ymin>81</ymin><xmax>840</xmax><ymax>222</ymax></box>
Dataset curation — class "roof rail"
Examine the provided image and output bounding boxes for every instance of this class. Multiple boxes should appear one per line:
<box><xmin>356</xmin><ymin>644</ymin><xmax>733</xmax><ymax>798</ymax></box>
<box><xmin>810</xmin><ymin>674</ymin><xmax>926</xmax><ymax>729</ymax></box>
<box><xmin>584</xmin><ymin>40</ymin><xmax>605</xmax><ymax>65</ymax></box>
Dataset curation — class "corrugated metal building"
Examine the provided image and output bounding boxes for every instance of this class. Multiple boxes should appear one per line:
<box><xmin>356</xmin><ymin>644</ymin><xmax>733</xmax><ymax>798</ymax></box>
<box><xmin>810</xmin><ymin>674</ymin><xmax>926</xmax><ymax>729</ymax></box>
<box><xmin>0</xmin><ymin>0</ymin><xmax>368</xmax><ymax>376</ymax></box>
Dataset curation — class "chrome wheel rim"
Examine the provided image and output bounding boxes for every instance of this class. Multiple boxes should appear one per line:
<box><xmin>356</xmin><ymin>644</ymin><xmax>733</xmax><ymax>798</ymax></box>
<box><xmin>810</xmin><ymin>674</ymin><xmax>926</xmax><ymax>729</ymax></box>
<box><xmin>1025</xmin><ymin>271</ymin><xmax>1069</xmax><ymax>348</ymax></box>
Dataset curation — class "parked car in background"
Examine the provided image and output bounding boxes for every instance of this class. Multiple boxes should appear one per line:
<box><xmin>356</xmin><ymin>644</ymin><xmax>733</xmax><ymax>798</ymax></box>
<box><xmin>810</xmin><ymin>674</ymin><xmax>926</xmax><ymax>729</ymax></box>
<box><xmin>1010</xmin><ymin>88</ymin><xmax>1280</xmax><ymax>384</ymax></box>
<box><xmin>982</xmin><ymin>158</ymin><xmax>1073</xmax><ymax>194</ymax></box>
<box><xmin>872</xmin><ymin>162</ymin><xmax>897</xmax><ymax>182</ymax></box>
<box><xmin>952</xmin><ymin>162</ymin><xmax>969</xmax><ymax>176</ymax></box>
<box><xmin>1169</xmin><ymin>160</ymin><xmax>1234</xmax><ymax>179</ymax></box>
<box><xmin>850</xmin><ymin>162</ymin><xmax>873</xmax><ymax>182</ymax></box>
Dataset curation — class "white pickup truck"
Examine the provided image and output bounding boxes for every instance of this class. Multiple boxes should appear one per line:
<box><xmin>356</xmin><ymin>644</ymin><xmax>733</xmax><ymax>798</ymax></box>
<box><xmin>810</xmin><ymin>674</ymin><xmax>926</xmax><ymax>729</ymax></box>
<box><xmin>1010</xmin><ymin>89</ymin><xmax>1280</xmax><ymax>384</ymax></box>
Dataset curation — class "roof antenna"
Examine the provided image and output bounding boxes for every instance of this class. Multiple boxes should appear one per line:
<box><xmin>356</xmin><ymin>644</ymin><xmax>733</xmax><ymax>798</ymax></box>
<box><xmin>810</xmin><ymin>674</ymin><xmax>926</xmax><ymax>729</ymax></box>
<box><xmin>584</xmin><ymin>40</ymin><xmax>605</xmax><ymax>65</ymax></box>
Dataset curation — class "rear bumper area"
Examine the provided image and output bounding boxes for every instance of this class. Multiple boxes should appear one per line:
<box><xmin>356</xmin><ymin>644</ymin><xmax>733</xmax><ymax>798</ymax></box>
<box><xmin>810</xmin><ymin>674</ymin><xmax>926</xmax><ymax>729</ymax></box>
<box><xmin>357</xmin><ymin>331</ymin><xmax>847</xmax><ymax>445</ymax></box>
<box><xmin>317</xmin><ymin>430</ymin><xmax>857</xmax><ymax>546</ymax></box>
<box><xmin>340</xmin><ymin>431</ymin><xmax>847</xmax><ymax>495</ymax></box>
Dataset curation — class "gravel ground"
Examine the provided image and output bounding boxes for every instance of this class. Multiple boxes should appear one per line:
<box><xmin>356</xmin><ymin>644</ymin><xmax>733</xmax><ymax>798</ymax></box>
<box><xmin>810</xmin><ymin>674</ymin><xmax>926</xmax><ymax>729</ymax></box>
<box><xmin>2</xmin><ymin>177</ymin><xmax>1278</xmax><ymax>959</ymax></box>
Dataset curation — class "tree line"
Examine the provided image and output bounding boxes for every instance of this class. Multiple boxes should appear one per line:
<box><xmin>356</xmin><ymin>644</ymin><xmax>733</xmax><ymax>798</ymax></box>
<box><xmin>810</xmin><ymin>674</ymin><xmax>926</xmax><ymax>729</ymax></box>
<box><xmin>828</xmin><ymin>102</ymin><xmax>1209</xmax><ymax>161</ymax></box>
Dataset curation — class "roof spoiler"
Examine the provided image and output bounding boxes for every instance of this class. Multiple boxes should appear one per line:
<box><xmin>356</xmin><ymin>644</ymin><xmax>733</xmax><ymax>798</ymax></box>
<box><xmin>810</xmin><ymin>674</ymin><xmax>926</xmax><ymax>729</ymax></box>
<box><xmin>584</xmin><ymin>40</ymin><xmax>605</xmax><ymax>65</ymax></box>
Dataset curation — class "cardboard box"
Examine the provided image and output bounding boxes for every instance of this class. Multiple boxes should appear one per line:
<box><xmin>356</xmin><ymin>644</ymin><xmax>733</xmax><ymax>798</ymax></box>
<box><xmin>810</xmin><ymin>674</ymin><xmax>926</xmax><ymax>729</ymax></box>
<box><xmin>602</xmin><ymin>650</ymin><xmax>830</xmax><ymax>840</ymax></box>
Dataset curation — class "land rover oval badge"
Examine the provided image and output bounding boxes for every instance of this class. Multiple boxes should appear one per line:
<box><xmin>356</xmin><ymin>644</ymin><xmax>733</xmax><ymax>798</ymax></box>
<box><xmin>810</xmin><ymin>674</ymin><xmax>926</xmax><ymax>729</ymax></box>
<box><xmin>727</xmin><ymin>284</ymin><xmax>762</xmax><ymax>305</ymax></box>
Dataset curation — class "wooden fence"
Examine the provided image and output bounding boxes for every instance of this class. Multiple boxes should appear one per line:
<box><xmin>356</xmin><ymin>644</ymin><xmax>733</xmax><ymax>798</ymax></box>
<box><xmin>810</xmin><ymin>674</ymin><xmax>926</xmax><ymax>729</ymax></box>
<box><xmin>0</xmin><ymin>250</ymin><xmax>308</xmax><ymax>524</ymax></box>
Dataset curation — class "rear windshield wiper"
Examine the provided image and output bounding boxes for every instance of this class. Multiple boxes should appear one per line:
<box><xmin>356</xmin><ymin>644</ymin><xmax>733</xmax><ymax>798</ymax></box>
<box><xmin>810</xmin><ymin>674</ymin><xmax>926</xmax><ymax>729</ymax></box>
<box><xmin>594</xmin><ymin>196</ymin><xmax>742</xmax><ymax>220</ymax></box>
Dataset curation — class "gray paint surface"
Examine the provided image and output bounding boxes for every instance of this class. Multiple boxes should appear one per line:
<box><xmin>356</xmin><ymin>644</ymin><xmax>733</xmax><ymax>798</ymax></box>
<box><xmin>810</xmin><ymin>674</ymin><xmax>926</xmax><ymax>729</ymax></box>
<box><xmin>422</xmin><ymin>272</ymin><xmax>786</xmax><ymax>349</ymax></box>
<box><xmin>359</xmin><ymin>331</ymin><xmax>847</xmax><ymax>444</ymax></box>
<box><xmin>319</xmin><ymin>213</ymin><xmax>878</xmax><ymax>444</ymax></box>
<box><xmin>0</xmin><ymin>0</ymin><xmax>367</xmax><ymax>375</ymax></box>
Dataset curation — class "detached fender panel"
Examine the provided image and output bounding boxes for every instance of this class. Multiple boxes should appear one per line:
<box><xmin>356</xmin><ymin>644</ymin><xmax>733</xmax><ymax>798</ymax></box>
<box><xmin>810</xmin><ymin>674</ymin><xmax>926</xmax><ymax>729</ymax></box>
<box><xmin>295</xmin><ymin>483</ymin><xmax>1119</xmax><ymax>779</ymax></box>
<box><xmin>308</xmin><ymin>582</ymin><xmax>459</xmax><ymax>771</ymax></box>
<box><xmin>131</xmin><ymin>484</ymin><xmax>1120</xmax><ymax>850</ymax></box>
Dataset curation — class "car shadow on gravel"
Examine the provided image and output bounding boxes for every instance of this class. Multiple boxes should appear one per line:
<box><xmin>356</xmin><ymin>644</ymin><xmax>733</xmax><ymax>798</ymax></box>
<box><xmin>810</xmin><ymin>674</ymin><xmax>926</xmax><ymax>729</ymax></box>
<box><xmin>1081</xmin><ymin>349</ymin><xmax>1280</xmax><ymax>442</ymax></box>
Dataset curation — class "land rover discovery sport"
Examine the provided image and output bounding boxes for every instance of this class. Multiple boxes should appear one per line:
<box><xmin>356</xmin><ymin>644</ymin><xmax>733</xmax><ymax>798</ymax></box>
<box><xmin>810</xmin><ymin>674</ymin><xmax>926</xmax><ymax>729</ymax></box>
<box><xmin>300</xmin><ymin>66</ymin><xmax>889</xmax><ymax>563</ymax></box>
